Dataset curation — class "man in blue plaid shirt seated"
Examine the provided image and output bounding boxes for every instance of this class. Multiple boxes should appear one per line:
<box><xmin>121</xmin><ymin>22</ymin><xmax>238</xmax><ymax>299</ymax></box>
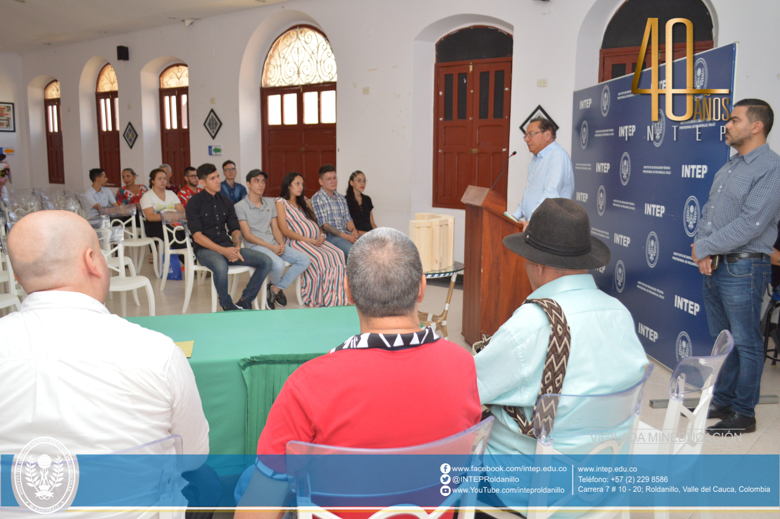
<box><xmin>311</xmin><ymin>163</ymin><xmax>360</xmax><ymax>261</ymax></box>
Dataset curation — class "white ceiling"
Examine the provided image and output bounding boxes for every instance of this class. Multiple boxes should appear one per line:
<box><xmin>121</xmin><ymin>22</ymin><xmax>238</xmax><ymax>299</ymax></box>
<box><xmin>2</xmin><ymin>0</ymin><xmax>289</xmax><ymax>54</ymax></box>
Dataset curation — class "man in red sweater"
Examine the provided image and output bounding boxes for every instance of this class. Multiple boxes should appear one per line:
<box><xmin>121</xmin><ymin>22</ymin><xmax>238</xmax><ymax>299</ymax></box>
<box><xmin>236</xmin><ymin>227</ymin><xmax>481</xmax><ymax>514</ymax></box>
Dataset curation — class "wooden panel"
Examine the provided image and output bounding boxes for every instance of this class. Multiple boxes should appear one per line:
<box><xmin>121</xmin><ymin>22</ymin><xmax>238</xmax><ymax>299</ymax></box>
<box><xmin>45</xmin><ymin>98</ymin><xmax>65</xmax><ymax>184</ymax></box>
<box><xmin>96</xmin><ymin>91</ymin><xmax>121</xmax><ymax>186</ymax></box>
<box><xmin>599</xmin><ymin>41</ymin><xmax>714</xmax><ymax>82</ymax></box>
<box><xmin>434</xmin><ymin>58</ymin><xmax>511</xmax><ymax>209</ymax></box>
<box><xmin>159</xmin><ymin>86</ymin><xmax>191</xmax><ymax>188</ymax></box>
<box><xmin>262</xmin><ymin>82</ymin><xmax>337</xmax><ymax>198</ymax></box>
<box><xmin>462</xmin><ymin>187</ymin><xmax>529</xmax><ymax>344</ymax></box>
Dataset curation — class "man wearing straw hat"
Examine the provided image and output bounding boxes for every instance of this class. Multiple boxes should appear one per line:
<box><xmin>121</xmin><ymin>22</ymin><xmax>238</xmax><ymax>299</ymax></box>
<box><xmin>474</xmin><ymin>198</ymin><xmax>649</xmax><ymax>455</ymax></box>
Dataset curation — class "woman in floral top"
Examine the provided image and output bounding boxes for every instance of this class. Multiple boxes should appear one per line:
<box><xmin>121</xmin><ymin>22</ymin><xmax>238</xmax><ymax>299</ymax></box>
<box><xmin>116</xmin><ymin>168</ymin><xmax>147</xmax><ymax>205</ymax></box>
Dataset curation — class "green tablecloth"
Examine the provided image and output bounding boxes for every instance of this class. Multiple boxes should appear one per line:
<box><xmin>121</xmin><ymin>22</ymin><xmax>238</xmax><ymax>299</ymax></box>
<box><xmin>128</xmin><ymin>306</ymin><xmax>359</xmax><ymax>457</ymax></box>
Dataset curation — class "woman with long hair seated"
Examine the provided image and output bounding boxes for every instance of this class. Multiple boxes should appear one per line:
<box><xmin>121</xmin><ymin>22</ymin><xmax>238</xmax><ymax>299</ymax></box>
<box><xmin>276</xmin><ymin>172</ymin><xmax>347</xmax><ymax>307</ymax></box>
<box><xmin>116</xmin><ymin>168</ymin><xmax>147</xmax><ymax>205</ymax></box>
<box><xmin>140</xmin><ymin>168</ymin><xmax>184</xmax><ymax>241</ymax></box>
<box><xmin>345</xmin><ymin>170</ymin><xmax>377</xmax><ymax>236</ymax></box>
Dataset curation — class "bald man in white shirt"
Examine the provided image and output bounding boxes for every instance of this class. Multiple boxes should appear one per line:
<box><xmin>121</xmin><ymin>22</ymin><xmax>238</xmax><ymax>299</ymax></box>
<box><xmin>0</xmin><ymin>210</ymin><xmax>209</xmax><ymax>458</ymax></box>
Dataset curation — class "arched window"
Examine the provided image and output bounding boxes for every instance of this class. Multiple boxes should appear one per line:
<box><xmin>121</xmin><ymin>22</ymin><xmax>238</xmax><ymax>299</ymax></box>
<box><xmin>433</xmin><ymin>26</ymin><xmax>513</xmax><ymax>209</ymax></box>
<box><xmin>44</xmin><ymin>80</ymin><xmax>64</xmax><ymax>184</ymax></box>
<box><xmin>159</xmin><ymin>64</ymin><xmax>190</xmax><ymax>188</ymax></box>
<box><xmin>261</xmin><ymin>26</ymin><xmax>337</xmax><ymax>197</ymax></box>
<box><xmin>599</xmin><ymin>0</ymin><xmax>714</xmax><ymax>82</ymax></box>
<box><xmin>95</xmin><ymin>64</ymin><xmax>121</xmax><ymax>186</ymax></box>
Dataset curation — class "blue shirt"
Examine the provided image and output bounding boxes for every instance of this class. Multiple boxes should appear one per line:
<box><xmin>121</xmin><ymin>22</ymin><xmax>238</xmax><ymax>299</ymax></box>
<box><xmin>84</xmin><ymin>186</ymin><xmax>117</xmax><ymax>218</ymax></box>
<box><xmin>512</xmin><ymin>141</ymin><xmax>574</xmax><ymax>220</ymax></box>
<box><xmin>694</xmin><ymin>143</ymin><xmax>780</xmax><ymax>257</ymax></box>
<box><xmin>474</xmin><ymin>274</ymin><xmax>649</xmax><ymax>455</ymax></box>
<box><xmin>220</xmin><ymin>180</ymin><xmax>247</xmax><ymax>204</ymax></box>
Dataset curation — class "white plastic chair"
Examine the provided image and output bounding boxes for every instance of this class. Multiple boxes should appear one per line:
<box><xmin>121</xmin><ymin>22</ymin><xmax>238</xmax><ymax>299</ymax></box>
<box><xmin>102</xmin><ymin>204</ymin><xmax>162</xmax><ymax>278</ymax></box>
<box><xmin>177</xmin><ymin>220</ymin><xmax>252</xmax><ymax>313</ymax></box>
<box><xmin>159</xmin><ymin>211</ymin><xmax>189</xmax><ymax>292</ymax></box>
<box><xmin>281</xmin><ymin>418</ymin><xmax>494</xmax><ymax>519</ymax></box>
<box><xmin>0</xmin><ymin>235</ymin><xmax>21</xmax><ymax>313</ymax></box>
<box><xmin>95</xmin><ymin>226</ymin><xmax>156</xmax><ymax>317</ymax></box>
<box><xmin>487</xmin><ymin>365</ymin><xmax>653</xmax><ymax>519</ymax></box>
<box><xmin>634</xmin><ymin>331</ymin><xmax>733</xmax><ymax>457</ymax></box>
<box><xmin>632</xmin><ymin>332</ymin><xmax>733</xmax><ymax>519</ymax></box>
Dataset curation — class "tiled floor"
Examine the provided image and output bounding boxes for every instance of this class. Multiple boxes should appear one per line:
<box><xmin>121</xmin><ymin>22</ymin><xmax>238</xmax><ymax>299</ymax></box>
<box><xmin>106</xmin><ymin>261</ymin><xmax>780</xmax><ymax>518</ymax></box>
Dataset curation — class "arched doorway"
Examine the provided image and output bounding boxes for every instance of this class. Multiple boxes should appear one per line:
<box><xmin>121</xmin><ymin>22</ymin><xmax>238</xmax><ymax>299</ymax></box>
<box><xmin>159</xmin><ymin>64</ymin><xmax>191</xmax><ymax>188</ymax></box>
<box><xmin>95</xmin><ymin>63</ymin><xmax>121</xmax><ymax>186</ymax></box>
<box><xmin>599</xmin><ymin>0</ymin><xmax>714</xmax><ymax>82</ymax></box>
<box><xmin>433</xmin><ymin>26</ymin><xmax>513</xmax><ymax>209</ymax></box>
<box><xmin>261</xmin><ymin>25</ymin><xmax>337</xmax><ymax>197</ymax></box>
<box><xmin>44</xmin><ymin>80</ymin><xmax>64</xmax><ymax>184</ymax></box>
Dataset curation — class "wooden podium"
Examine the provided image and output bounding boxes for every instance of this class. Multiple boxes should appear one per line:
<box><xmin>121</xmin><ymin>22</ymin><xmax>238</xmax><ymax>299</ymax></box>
<box><xmin>461</xmin><ymin>186</ymin><xmax>532</xmax><ymax>344</ymax></box>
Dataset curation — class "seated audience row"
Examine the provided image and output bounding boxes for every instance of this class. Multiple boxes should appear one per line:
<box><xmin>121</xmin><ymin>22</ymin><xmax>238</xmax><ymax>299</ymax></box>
<box><xmin>1</xmin><ymin>200</ymin><xmax>650</xmax><ymax>514</ymax></box>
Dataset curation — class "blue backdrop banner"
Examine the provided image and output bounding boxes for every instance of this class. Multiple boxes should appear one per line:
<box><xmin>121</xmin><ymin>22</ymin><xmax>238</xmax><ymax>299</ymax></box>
<box><xmin>570</xmin><ymin>44</ymin><xmax>737</xmax><ymax>368</ymax></box>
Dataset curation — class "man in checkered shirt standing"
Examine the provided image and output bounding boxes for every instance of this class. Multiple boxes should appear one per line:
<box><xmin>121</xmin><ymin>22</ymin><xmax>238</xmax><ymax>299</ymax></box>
<box><xmin>312</xmin><ymin>163</ymin><xmax>360</xmax><ymax>261</ymax></box>
<box><xmin>692</xmin><ymin>99</ymin><xmax>780</xmax><ymax>435</ymax></box>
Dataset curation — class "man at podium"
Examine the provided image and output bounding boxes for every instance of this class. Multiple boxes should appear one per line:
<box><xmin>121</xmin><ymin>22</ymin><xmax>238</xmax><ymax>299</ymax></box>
<box><xmin>510</xmin><ymin>118</ymin><xmax>574</xmax><ymax>230</ymax></box>
<box><xmin>474</xmin><ymin>198</ymin><xmax>649</xmax><ymax>455</ymax></box>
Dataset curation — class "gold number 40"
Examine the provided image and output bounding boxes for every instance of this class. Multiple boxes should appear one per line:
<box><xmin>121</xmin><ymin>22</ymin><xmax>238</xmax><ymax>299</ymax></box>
<box><xmin>631</xmin><ymin>18</ymin><xmax>728</xmax><ymax>121</ymax></box>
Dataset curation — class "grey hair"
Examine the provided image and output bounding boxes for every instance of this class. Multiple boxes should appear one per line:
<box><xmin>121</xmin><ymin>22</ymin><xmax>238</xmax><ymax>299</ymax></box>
<box><xmin>159</xmin><ymin>163</ymin><xmax>171</xmax><ymax>170</ymax></box>
<box><xmin>346</xmin><ymin>227</ymin><xmax>423</xmax><ymax>318</ymax></box>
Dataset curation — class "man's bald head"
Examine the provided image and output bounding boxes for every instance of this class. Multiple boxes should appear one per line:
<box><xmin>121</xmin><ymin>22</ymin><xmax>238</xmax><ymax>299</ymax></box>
<box><xmin>8</xmin><ymin>211</ymin><xmax>109</xmax><ymax>299</ymax></box>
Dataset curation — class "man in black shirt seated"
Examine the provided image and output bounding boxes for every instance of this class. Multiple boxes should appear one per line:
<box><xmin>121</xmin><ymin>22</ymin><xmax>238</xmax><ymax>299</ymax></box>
<box><xmin>186</xmin><ymin>163</ymin><xmax>273</xmax><ymax>311</ymax></box>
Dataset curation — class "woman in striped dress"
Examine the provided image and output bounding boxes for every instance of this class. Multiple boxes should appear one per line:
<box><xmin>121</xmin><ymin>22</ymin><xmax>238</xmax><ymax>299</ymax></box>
<box><xmin>276</xmin><ymin>172</ymin><xmax>347</xmax><ymax>307</ymax></box>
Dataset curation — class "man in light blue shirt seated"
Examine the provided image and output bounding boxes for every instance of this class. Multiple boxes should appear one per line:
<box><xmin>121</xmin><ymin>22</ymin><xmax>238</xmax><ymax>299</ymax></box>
<box><xmin>511</xmin><ymin>118</ymin><xmax>574</xmax><ymax>230</ymax></box>
<box><xmin>475</xmin><ymin>198</ymin><xmax>649</xmax><ymax>457</ymax></box>
<box><xmin>84</xmin><ymin>168</ymin><xmax>117</xmax><ymax>218</ymax></box>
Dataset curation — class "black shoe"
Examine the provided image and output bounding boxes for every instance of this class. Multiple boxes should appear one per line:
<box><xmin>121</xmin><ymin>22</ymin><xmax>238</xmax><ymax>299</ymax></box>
<box><xmin>706</xmin><ymin>403</ymin><xmax>734</xmax><ymax>420</ymax></box>
<box><xmin>221</xmin><ymin>301</ymin><xmax>243</xmax><ymax>311</ymax></box>
<box><xmin>706</xmin><ymin>412</ymin><xmax>756</xmax><ymax>435</ymax></box>
<box><xmin>266</xmin><ymin>285</ymin><xmax>276</xmax><ymax>310</ymax></box>
<box><xmin>275</xmin><ymin>288</ymin><xmax>288</xmax><ymax>307</ymax></box>
<box><xmin>236</xmin><ymin>298</ymin><xmax>253</xmax><ymax>310</ymax></box>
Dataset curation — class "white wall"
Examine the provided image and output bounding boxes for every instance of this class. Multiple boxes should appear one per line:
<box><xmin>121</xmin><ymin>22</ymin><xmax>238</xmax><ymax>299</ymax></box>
<box><xmin>0</xmin><ymin>52</ymin><xmax>30</xmax><ymax>188</ymax></box>
<box><xmin>3</xmin><ymin>0</ymin><xmax>778</xmax><ymax>260</ymax></box>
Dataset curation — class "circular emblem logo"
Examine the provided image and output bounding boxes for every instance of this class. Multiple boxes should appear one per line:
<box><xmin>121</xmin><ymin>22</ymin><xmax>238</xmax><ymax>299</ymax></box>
<box><xmin>651</xmin><ymin>109</ymin><xmax>666</xmax><ymax>148</ymax></box>
<box><xmin>684</xmin><ymin>195</ymin><xmax>700</xmax><ymax>238</ymax></box>
<box><xmin>614</xmin><ymin>260</ymin><xmax>626</xmax><ymax>293</ymax></box>
<box><xmin>646</xmin><ymin>231</ymin><xmax>659</xmax><ymax>268</ymax></box>
<box><xmin>620</xmin><ymin>152</ymin><xmax>631</xmax><ymax>186</ymax></box>
<box><xmin>597</xmin><ymin>185</ymin><xmax>606</xmax><ymax>216</ymax></box>
<box><xmin>694</xmin><ymin>58</ymin><xmax>708</xmax><ymax>99</ymax></box>
<box><xmin>13</xmin><ymin>437</ymin><xmax>78</xmax><ymax>514</ymax></box>
<box><xmin>676</xmin><ymin>331</ymin><xmax>693</xmax><ymax>362</ymax></box>
<box><xmin>580</xmin><ymin>120</ymin><xmax>589</xmax><ymax>149</ymax></box>
<box><xmin>600</xmin><ymin>85</ymin><xmax>610</xmax><ymax>117</ymax></box>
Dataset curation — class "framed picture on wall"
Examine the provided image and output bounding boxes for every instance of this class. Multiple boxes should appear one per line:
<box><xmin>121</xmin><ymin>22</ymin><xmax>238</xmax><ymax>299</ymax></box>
<box><xmin>0</xmin><ymin>102</ymin><xmax>15</xmax><ymax>132</ymax></box>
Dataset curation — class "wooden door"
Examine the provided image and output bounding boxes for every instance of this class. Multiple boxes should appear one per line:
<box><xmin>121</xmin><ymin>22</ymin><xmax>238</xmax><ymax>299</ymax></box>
<box><xmin>95</xmin><ymin>91</ymin><xmax>121</xmax><ymax>186</ymax></box>
<box><xmin>159</xmin><ymin>86</ymin><xmax>191</xmax><ymax>188</ymax></box>
<box><xmin>261</xmin><ymin>82</ymin><xmax>336</xmax><ymax>198</ymax></box>
<box><xmin>44</xmin><ymin>98</ymin><xmax>65</xmax><ymax>184</ymax></box>
<box><xmin>434</xmin><ymin>58</ymin><xmax>511</xmax><ymax>209</ymax></box>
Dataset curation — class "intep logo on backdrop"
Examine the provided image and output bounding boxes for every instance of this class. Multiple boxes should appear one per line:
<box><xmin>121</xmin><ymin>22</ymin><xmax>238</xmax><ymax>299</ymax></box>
<box><xmin>631</xmin><ymin>18</ymin><xmax>729</xmax><ymax>121</ymax></box>
<box><xmin>620</xmin><ymin>152</ymin><xmax>631</xmax><ymax>186</ymax></box>
<box><xmin>600</xmin><ymin>85</ymin><xmax>610</xmax><ymax>117</ymax></box>
<box><xmin>649</xmin><ymin>109</ymin><xmax>666</xmax><ymax>147</ymax></box>
<box><xmin>684</xmin><ymin>196</ymin><xmax>700</xmax><ymax>237</ymax></box>
<box><xmin>676</xmin><ymin>331</ymin><xmax>693</xmax><ymax>361</ymax></box>
<box><xmin>580</xmin><ymin>120</ymin><xmax>589</xmax><ymax>149</ymax></box>
<box><xmin>614</xmin><ymin>260</ymin><xmax>626</xmax><ymax>293</ymax></box>
<box><xmin>597</xmin><ymin>185</ymin><xmax>606</xmax><ymax>216</ymax></box>
<box><xmin>645</xmin><ymin>231</ymin><xmax>659</xmax><ymax>268</ymax></box>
